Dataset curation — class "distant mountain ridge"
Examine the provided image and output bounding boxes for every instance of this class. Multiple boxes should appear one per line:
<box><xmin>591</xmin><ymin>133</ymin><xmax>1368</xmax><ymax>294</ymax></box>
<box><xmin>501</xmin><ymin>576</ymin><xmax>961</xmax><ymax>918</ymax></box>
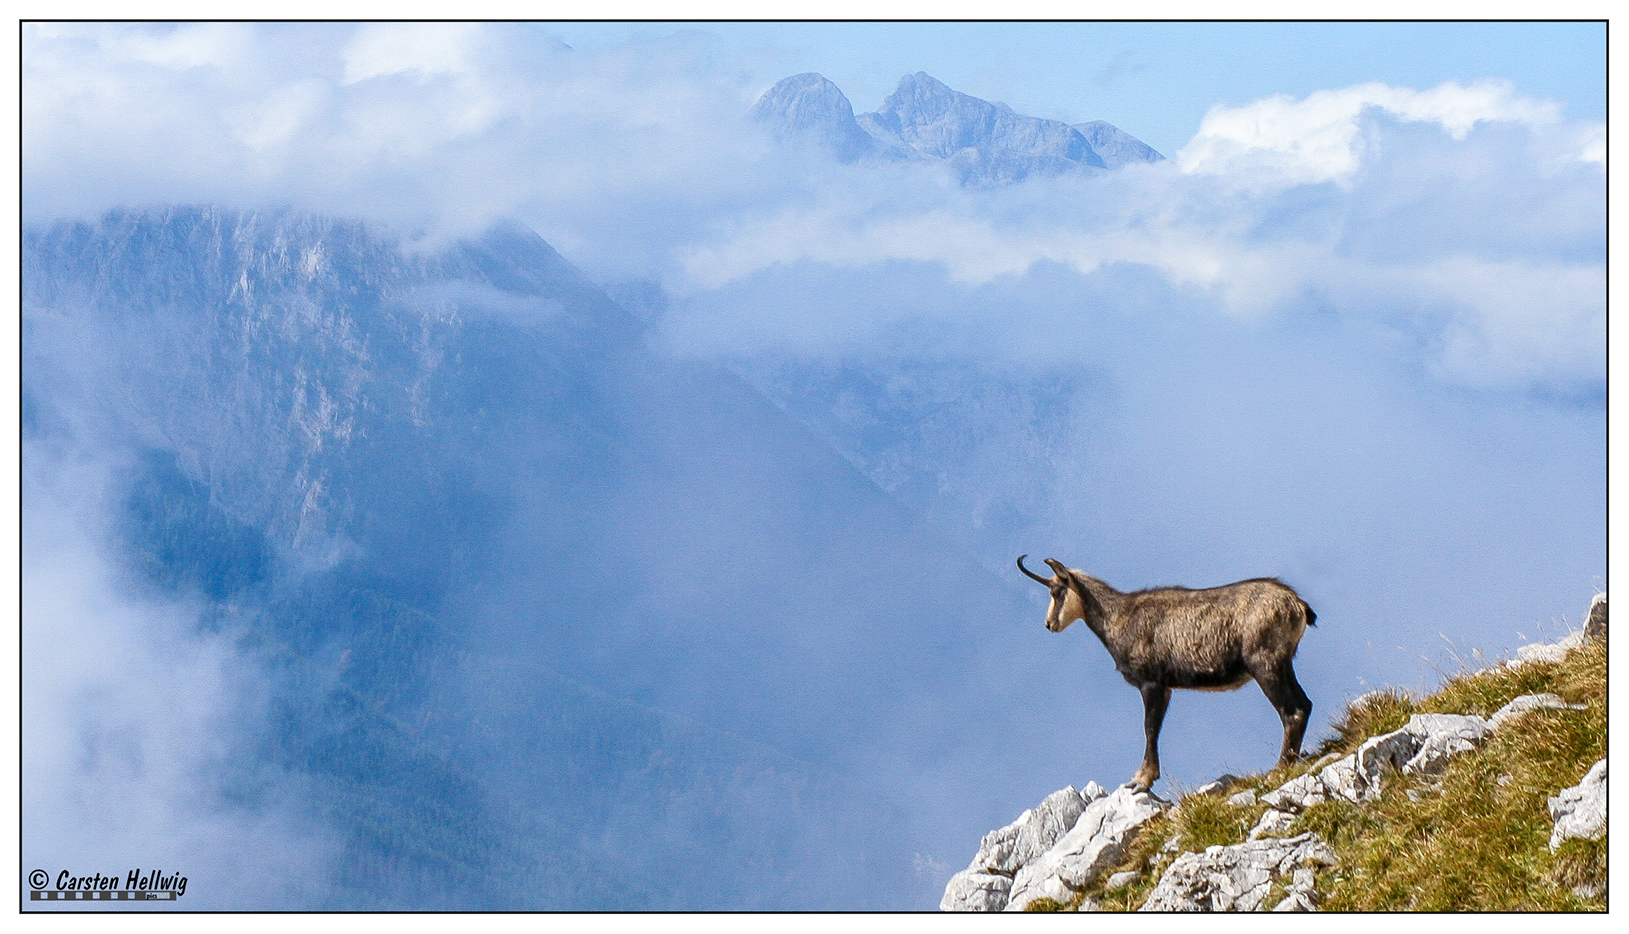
<box><xmin>750</xmin><ymin>71</ymin><xmax>1163</xmax><ymax>185</ymax></box>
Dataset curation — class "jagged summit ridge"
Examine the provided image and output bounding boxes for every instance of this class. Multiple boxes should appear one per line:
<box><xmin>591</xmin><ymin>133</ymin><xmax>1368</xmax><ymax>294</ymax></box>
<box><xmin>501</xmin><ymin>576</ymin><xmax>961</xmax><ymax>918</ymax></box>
<box><xmin>863</xmin><ymin>71</ymin><xmax>1105</xmax><ymax>171</ymax></box>
<box><xmin>751</xmin><ymin>70</ymin><xmax>1163</xmax><ymax>185</ymax></box>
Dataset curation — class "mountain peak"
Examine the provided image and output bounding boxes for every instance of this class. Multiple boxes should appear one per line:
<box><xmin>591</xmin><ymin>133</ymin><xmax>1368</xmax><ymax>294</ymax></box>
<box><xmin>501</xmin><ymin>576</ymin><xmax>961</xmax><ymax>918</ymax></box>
<box><xmin>749</xmin><ymin>72</ymin><xmax>876</xmax><ymax>163</ymax></box>
<box><xmin>752</xmin><ymin>70</ymin><xmax>1161</xmax><ymax>185</ymax></box>
<box><xmin>865</xmin><ymin>71</ymin><xmax>1105</xmax><ymax>183</ymax></box>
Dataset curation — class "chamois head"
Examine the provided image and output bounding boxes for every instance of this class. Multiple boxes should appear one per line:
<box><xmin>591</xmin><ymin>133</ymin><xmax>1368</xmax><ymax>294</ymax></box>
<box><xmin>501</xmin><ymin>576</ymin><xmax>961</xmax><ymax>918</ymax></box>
<box><xmin>1017</xmin><ymin>555</ymin><xmax>1088</xmax><ymax>632</ymax></box>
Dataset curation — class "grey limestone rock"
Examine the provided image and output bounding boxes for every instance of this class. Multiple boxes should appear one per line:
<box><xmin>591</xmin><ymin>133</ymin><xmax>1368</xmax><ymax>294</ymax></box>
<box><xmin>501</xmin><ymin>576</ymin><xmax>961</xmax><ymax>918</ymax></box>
<box><xmin>969</xmin><ymin>785</ymin><xmax>1095</xmax><ymax>876</ymax></box>
<box><xmin>1548</xmin><ymin>759</ymin><xmax>1607</xmax><ymax>851</ymax></box>
<box><xmin>1506</xmin><ymin>630</ymin><xmax>1586</xmax><ymax>669</ymax></box>
<box><xmin>1227</xmin><ymin>789</ymin><xmax>1258</xmax><ymax>807</ymax></box>
<box><xmin>1584</xmin><ymin>592</ymin><xmax>1607</xmax><ymax>641</ymax></box>
<box><xmin>1139</xmin><ymin>833</ymin><xmax>1337</xmax><ymax>912</ymax></box>
<box><xmin>1400</xmin><ymin>713</ymin><xmax>1489</xmax><ymax>778</ymax></box>
<box><xmin>1264</xmin><ymin>712</ymin><xmax>1490</xmax><ymax>811</ymax></box>
<box><xmin>1105</xmin><ymin>870</ymin><xmax>1140</xmax><ymax>890</ymax></box>
<box><xmin>1489</xmin><ymin>693</ymin><xmax>1586</xmax><ymax>731</ymax></box>
<box><xmin>1317</xmin><ymin>726</ymin><xmax>1420</xmax><ymax>804</ymax></box>
<box><xmin>1193</xmin><ymin>773</ymin><xmax>1242</xmax><ymax>797</ymax></box>
<box><xmin>1248</xmin><ymin>808</ymin><xmax>1298</xmax><ymax>840</ymax></box>
<box><xmin>1260</xmin><ymin>772</ymin><xmax>1329</xmax><ymax>811</ymax></box>
<box><xmin>1003</xmin><ymin>785</ymin><xmax>1171</xmax><ymax>911</ymax></box>
<box><xmin>1270</xmin><ymin>869</ymin><xmax>1322</xmax><ymax>911</ymax></box>
<box><xmin>1271</xmin><ymin>890</ymin><xmax>1319</xmax><ymax>912</ymax></box>
<box><xmin>939</xmin><ymin>783</ymin><xmax>1106</xmax><ymax>911</ymax></box>
<box><xmin>939</xmin><ymin>870</ymin><xmax>1012</xmax><ymax>912</ymax></box>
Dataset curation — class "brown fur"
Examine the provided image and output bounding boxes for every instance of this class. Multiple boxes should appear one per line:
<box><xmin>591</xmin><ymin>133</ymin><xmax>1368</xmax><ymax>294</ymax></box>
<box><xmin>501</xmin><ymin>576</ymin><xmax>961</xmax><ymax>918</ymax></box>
<box><xmin>1020</xmin><ymin>556</ymin><xmax>1316</xmax><ymax>792</ymax></box>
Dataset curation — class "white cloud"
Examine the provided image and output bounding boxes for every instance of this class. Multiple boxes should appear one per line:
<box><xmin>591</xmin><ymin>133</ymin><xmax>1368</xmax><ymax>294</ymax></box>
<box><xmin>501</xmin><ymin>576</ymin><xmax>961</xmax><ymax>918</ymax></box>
<box><xmin>22</xmin><ymin>446</ymin><xmax>337</xmax><ymax>908</ymax></box>
<box><xmin>341</xmin><ymin>22</ymin><xmax>488</xmax><ymax>84</ymax></box>
<box><xmin>1574</xmin><ymin>123</ymin><xmax>1606</xmax><ymax>165</ymax></box>
<box><xmin>1177</xmin><ymin>79</ymin><xmax>1565</xmax><ymax>185</ymax></box>
<box><xmin>101</xmin><ymin>22</ymin><xmax>259</xmax><ymax>72</ymax></box>
<box><xmin>1412</xmin><ymin>257</ymin><xmax>1606</xmax><ymax>388</ymax></box>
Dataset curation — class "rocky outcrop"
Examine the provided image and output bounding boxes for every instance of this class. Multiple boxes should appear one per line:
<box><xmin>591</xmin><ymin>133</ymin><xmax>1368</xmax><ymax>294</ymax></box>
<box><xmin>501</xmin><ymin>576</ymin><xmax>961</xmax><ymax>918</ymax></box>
<box><xmin>1488</xmin><ymin>693</ymin><xmax>1586</xmax><ymax>730</ymax></box>
<box><xmin>1502</xmin><ymin>593</ymin><xmax>1603</xmax><ymax>669</ymax></box>
<box><xmin>940</xmin><ymin>783</ymin><xmax>1105</xmax><ymax>911</ymax></box>
<box><xmin>946</xmin><ymin>683</ymin><xmax>1593</xmax><ymax>910</ymax></box>
<box><xmin>1248</xmin><ymin>692</ymin><xmax>1586</xmax><ymax>839</ymax></box>
<box><xmin>1193</xmin><ymin>774</ymin><xmax>1242</xmax><ymax>797</ymax></box>
<box><xmin>1549</xmin><ymin>759</ymin><xmax>1607</xmax><ymax>851</ymax></box>
<box><xmin>940</xmin><ymin>782</ymin><xmax>1168</xmax><ymax>911</ymax></box>
<box><xmin>1584</xmin><ymin>592</ymin><xmax>1607</xmax><ymax>641</ymax></box>
<box><xmin>1255</xmin><ymin>712</ymin><xmax>1490</xmax><ymax>818</ymax></box>
<box><xmin>938</xmin><ymin>870</ymin><xmax>1012</xmax><ymax>912</ymax></box>
<box><xmin>1507</xmin><ymin>630</ymin><xmax>1588</xmax><ymax>669</ymax></box>
<box><xmin>1004</xmin><ymin>785</ymin><xmax>1171</xmax><ymax>911</ymax></box>
<box><xmin>1139</xmin><ymin>833</ymin><xmax>1338</xmax><ymax>912</ymax></box>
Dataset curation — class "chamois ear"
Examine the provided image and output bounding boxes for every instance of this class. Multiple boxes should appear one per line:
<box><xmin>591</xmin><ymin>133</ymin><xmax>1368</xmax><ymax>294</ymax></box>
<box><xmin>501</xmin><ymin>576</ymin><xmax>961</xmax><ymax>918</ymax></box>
<box><xmin>1043</xmin><ymin>558</ymin><xmax>1069</xmax><ymax>578</ymax></box>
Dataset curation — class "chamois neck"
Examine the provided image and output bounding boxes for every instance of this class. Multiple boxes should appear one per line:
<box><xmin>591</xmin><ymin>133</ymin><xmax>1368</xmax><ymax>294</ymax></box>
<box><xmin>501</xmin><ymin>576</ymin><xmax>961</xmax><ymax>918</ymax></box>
<box><xmin>1073</xmin><ymin>573</ymin><xmax>1122</xmax><ymax>605</ymax></box>
<box><xmin>1069</xmin><ymin>572</ymin><xmax>1125</xmax><ymax>634</ymax></box>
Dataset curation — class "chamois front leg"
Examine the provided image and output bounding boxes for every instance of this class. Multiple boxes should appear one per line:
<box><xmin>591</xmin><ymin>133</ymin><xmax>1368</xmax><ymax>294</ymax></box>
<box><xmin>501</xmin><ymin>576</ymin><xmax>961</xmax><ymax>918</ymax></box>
<box><xmin>1130</xmin><ymin>683</ymin><xmax>1172</xmax><ymax>792</ymax></box>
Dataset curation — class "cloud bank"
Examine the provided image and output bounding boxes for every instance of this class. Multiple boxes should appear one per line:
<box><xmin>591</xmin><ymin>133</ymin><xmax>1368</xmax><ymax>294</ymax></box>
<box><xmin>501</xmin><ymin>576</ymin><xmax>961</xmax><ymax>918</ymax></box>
<box><xmin>23</xmin><ymin>22</ymin><xmax>1603</xmax><ymax>394</ymax></box>
<box><xmin>22</xmin><ymin>443</ymin><xmax>337</xmax><ymax>909</ymax></box>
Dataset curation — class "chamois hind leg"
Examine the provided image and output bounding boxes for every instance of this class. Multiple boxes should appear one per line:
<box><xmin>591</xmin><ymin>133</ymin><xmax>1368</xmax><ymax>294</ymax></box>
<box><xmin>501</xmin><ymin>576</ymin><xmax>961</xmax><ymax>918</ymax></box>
<box><xmin>1131</xmin><ymin>683</ymin><xmax>1172</xmax><ymax>792</ymax></box>
<box><xmin>1256</xmin><ymin>663</ymin><xmax>1312</xmax><ymax>768</ymax></box>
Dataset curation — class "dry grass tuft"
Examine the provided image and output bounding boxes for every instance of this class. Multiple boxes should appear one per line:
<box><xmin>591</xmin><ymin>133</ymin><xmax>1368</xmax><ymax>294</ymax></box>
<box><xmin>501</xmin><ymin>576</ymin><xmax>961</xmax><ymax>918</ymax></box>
<box><xmin>1170</xmin><ymin>793</ymin><xmax>1258</xmax><ymax>853</ymax></box>
<box><xmin>1019</xmin><ymin>897</ymin><xmax>1069</xmax><ymax>912</ymax></box>
<box><xmin>1551</xmin><ymin>836</ymin><xmax>1607</xmax><ymax>898</ymax></box>
<box><xmin>1314</xmin><ymin>687</ymin><xmax>1416</xmax><ymax>758</ymax></box>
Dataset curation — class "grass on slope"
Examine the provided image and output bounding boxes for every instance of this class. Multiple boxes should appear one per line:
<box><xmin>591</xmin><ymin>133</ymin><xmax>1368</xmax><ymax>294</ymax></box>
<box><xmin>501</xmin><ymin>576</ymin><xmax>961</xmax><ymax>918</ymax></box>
<box><xmin>1056</xmin><ymin>631</ymin><xmax>1607</xmax><ymax>912</ymax></box>
<box><xmin>1305</xmin><ymin>634</ymin><xmax>1606</xmax><ymax>910</ymax></box>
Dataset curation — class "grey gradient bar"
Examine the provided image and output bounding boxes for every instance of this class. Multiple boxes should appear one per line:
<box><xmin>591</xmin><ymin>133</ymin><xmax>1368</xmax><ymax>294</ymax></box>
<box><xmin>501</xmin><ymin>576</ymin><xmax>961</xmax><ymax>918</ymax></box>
<box><xmin>30</xmin><ymin>891</ymin><xmax>176</xmax><ymax>900</ymax></box>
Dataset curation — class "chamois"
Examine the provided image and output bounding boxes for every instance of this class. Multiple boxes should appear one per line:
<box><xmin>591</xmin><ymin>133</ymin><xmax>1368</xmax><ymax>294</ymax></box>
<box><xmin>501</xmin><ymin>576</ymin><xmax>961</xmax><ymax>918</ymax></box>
<box><xmin>1018</xmin><ymin>555</ymin><xmax>1315</xmax><ymax>792</ymax></box>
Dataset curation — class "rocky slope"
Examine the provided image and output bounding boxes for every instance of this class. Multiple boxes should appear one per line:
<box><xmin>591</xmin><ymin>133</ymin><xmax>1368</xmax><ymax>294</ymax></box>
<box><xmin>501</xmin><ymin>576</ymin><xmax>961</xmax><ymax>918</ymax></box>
<box><xmin>943</xmin><ymin>593</ymin><xmax>1607</xmax><ymax>912</ymax></box>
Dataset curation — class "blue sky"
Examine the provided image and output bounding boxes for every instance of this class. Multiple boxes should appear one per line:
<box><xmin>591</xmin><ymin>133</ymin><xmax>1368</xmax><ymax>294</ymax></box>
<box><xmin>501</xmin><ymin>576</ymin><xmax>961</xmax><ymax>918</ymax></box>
<box><xmin>545</xmin><ymin>20</ymin><xmax>1606</xmax><ymax>158</ymax></box>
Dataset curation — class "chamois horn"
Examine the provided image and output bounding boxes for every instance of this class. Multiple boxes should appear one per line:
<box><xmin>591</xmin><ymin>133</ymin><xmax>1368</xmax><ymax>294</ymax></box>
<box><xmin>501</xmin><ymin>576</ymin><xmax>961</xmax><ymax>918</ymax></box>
<box><xmin>1016</xmin><ymin>554</ymin><xmax>1053</xmax><ymax>585</ymax></box>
